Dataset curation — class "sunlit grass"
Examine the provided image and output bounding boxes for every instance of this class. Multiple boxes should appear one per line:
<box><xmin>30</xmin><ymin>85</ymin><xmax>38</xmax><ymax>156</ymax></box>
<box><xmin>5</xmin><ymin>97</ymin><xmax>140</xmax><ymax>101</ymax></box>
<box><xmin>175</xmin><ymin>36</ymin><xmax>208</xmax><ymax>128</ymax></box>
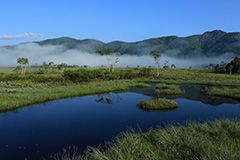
<box><xmin>203</xmin><ymin>88</ymin><xmax>240</xmax><ymax>101</ymax></box>
<box><xmin>53</xmin><ymin>119</ymin><xmax>240</xmax><ymax>160</ymax></box>
<box><xmin>0</xmin><ymin>68</ymin><xmax>239</xmax><ymax>111</ymax></box>
<box><xmin>0</xmin><ymin>80</ymin><xmax>150</xmax><ymax>112</ymax></box>
<box><xmin>155</xmin><ymin>83</ymin><xmax>184</xmax><ymax>95</ymax></box>
<box><xmin>137</xmin><ymin>98</ymin><xmax>178</xmax><ymax>110</ymax></box>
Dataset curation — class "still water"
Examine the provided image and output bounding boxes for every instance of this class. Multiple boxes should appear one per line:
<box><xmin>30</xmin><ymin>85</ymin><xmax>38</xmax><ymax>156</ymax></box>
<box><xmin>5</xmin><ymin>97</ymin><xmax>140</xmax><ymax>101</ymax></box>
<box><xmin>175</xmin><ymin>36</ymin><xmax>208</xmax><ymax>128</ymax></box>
<box><xmin>0</xmin><ymin>85</ymin><xmax>239</xmax><ymax>160</ymax></box>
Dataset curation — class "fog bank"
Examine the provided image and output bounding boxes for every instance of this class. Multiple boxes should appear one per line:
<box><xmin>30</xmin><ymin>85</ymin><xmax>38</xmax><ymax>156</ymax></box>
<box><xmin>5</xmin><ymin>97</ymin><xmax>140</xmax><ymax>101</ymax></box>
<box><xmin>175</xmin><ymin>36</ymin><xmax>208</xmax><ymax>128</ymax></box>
<box><xmin>0</xmin><ymin>43</ymin><xmax>237</xmax><ymax>68</ymax></box>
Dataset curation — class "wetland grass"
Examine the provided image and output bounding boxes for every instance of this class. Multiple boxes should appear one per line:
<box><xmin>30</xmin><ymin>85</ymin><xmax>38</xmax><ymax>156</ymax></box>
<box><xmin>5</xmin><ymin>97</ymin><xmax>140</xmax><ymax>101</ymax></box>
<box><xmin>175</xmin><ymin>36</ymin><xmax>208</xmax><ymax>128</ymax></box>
<box><xmin>155</xmin><ymin>83</ymin><xmax>184</xmax><ymax>95</ymax></box>
<box><xmin>0</xmin><ymin>80</ymin><xmax>150</xmax><ymax>112</ymax></box>
<box><xmin>137</xmin><ymin>98</ymin><xmax>178</xmax><ymax>110</ymax></box>
<box><xmin>53</xmin><ymin>119</ymin><xmax>240</xmax><ymax>160</ymax></box>
<box><xmin>203</xmin><ymin>88</ymin><xmax>240</xmax><ymax>101</ymax></box>
<box><xmin>1</xmin><ymin>68</ymin><xmax>240</xmax><ymax>112</ymax></box>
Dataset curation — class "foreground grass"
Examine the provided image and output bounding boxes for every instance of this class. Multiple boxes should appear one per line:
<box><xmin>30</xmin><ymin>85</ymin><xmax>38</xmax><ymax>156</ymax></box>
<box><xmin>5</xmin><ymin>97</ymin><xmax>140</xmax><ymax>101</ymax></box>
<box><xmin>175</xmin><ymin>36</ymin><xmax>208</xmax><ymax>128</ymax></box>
<box><xmin>137</xmin><ymin>98</ymin><xmax>178</xmax><ymax>110</ymax></box>
<box><xmin>0</xmin><ymin>80</ymin><xmax>150</xmax><ymax>112</ymax></box>
<box><xmin>53</xmin><ymin>119</ymin><xmax>240</xmax><ymax>160</ymax></box>
<box><xmin>203</xmin><ymin>88</ymin><xmax>240</xmax><ymax>101</ymax></box>
<box><xmin>155</xmin><ymin>83</ymin><xmax>184</xmax><ymax>95</ymax></box>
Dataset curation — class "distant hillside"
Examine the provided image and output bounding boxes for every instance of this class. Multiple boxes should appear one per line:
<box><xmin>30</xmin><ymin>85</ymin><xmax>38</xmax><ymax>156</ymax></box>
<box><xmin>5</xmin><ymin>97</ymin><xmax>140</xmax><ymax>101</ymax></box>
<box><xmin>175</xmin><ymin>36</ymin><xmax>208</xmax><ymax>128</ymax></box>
<box><xmin>3</xmin><ymin>30</ymin><xmax>240</xmax><ymax>57</ymax></box>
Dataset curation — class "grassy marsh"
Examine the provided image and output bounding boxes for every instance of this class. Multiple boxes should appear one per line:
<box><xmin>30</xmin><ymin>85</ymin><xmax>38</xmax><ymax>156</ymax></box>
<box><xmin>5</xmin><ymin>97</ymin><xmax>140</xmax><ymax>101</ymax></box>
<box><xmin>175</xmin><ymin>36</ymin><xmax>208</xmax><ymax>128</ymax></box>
<box><xmin>0</xmin><ymin>68</ymin><xmax>239</xmax><ymax>112</ymax></box>
<box><xmin>0</xmin><ymin>80</ymin><xmax>150</xmax><ymax>112</ymax></box>
<box><xmin>53</xmin><ymin>119</ymin><xmax>240</xmax><ymax>160</ymax></box>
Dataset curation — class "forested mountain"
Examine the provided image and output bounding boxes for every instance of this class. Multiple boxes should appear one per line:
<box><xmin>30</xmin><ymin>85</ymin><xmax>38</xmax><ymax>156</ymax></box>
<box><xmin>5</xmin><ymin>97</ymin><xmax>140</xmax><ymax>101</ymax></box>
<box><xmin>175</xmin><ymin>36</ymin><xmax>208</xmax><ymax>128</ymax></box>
<box><xmin>3</xmin><ymin>30</ymin><xmax>240</xmax><ymax>57</ymax></box>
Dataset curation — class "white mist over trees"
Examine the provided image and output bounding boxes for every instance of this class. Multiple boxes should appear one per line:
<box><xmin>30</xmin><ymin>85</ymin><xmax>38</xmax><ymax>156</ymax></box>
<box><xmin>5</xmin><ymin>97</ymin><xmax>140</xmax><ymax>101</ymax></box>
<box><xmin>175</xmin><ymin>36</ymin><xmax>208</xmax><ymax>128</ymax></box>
<box><xmin>0</xmin><ymin>43</ymin><xmax>237</xmax><ymax>68</ymax></box>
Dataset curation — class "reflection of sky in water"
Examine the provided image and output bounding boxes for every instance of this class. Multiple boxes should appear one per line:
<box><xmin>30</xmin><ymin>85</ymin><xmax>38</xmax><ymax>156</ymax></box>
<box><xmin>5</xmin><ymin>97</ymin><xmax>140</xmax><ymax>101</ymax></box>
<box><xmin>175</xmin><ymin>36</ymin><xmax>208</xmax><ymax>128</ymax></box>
<box><xmin>0</xmin><ymin>85</ymin><xmax>239</xmax><ymax>160</ymax></box>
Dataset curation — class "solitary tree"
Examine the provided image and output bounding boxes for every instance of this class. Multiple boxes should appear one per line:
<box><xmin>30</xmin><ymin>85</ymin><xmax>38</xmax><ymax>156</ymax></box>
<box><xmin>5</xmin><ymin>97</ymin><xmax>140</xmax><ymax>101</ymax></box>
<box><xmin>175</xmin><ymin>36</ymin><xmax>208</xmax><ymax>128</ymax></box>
<box><xmin>163</xmin><ymin>60</ymin><xmax>169</xmax><ymax>72</ymax></box>
<box><xmin>209</xmin><ymin>64</ymin><xmax>214</xmax><ymax>70</ymax></box>
<box><xmin>150</xmin><ymin>50</ymin><xmax>161</xmax><ymax>76</ymax></box>
<box><xmin>171</xmin><ymin>64</ymin><xmax>176</xmax><ymax>69</ymax></box>
<box><xmin>96</xmin><ymin>48</ymin><xmax>120</xmax><ymax>72</ymax></box>
<box><xmin>17</xmin><ymin>58</ymin><xmax>29</xmax><ymax>75</ymax></box>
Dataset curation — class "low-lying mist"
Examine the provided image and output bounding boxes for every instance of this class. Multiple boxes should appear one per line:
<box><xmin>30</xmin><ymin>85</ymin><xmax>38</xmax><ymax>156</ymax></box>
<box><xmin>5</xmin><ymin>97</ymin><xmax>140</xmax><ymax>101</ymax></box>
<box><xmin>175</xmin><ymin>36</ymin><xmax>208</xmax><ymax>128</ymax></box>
<box><xmin>0</xmin><ymin>43</ymin><xmax>237</xmax><ymax>69</ymax></box>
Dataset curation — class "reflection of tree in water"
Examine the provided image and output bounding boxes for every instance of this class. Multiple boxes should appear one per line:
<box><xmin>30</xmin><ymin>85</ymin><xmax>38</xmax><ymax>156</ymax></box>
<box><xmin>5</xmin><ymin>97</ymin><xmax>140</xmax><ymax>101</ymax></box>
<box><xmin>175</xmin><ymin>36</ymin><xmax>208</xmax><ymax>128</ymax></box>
<box><xmin>95</xmin><ymin>94</ymin><xmax>122</xmax><ymax>105</ymax></box>
<box><xmin>96</xmin><ymin>97</ymin><xmax>113</xmax><ymax>104</ymax></box>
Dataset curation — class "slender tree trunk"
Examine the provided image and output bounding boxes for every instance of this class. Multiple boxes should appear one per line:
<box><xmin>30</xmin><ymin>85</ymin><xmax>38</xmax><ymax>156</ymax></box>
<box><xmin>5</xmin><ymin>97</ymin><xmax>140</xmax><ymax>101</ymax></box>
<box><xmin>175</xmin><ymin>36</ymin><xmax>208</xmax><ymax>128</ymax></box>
<box><xmin>107</xmin><ymin>56</ymin><xmax>112</xmax><ymax>72</ymax></box>
<box><xmin>24</xmin><ymin>65</ymin><xmax>26</xmax><ymax>75</ymax></box>
<box><xmin>112</xmin><ymin>65</ymin><xmax>115</xmax><ymax>72</ymax></box>
<box><xmin>108</xmin><ymin>60</ymin><xmax>111</xmax><ymax>71</ymax></box>
<box><xmin>21</xmin><ymin>65</ymin><xmax>24</xmax><ymax>75</ymax></box>
<box><xmin>156</xmin><ymin>61</ymin><xmax>160</xmax><ymax>76</ymax></box>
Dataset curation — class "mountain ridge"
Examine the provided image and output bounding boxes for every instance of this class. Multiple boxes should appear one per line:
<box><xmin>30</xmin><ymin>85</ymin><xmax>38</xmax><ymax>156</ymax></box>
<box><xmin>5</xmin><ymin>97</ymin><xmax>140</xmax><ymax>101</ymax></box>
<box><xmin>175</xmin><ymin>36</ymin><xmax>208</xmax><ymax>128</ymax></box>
<box><xmin>2</xmin><ymin>30</ymin><xmax>240</xmax><ymax>58</ymax></box>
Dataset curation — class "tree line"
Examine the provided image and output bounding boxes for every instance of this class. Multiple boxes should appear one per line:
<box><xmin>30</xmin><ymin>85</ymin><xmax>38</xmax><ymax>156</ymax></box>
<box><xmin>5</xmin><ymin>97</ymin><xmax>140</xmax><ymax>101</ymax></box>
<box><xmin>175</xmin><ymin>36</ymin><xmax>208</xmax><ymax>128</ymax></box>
<box><xmin>14</xmin><ymin>49</ymin><xmax>240</xmax><ymax>76</ymax></box>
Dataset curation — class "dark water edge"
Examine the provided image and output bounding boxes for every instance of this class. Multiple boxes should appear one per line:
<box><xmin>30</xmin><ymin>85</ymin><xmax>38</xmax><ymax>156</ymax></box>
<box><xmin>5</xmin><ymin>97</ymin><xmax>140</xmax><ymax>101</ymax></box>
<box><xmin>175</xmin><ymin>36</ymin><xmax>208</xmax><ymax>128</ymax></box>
<box><xmin>0</xmin><ymin>85</ymin><xmax>239</xmax><ymax>160</ymax></box>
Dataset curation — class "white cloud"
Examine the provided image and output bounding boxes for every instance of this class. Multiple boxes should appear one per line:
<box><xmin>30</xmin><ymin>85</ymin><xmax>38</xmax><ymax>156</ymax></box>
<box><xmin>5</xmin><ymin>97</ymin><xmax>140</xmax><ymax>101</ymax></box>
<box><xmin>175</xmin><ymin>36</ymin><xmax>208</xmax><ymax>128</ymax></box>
<box><xmin>0</xmin><ymin>33</ymin><xmax>42</xmax><ymax>40</ymax></box>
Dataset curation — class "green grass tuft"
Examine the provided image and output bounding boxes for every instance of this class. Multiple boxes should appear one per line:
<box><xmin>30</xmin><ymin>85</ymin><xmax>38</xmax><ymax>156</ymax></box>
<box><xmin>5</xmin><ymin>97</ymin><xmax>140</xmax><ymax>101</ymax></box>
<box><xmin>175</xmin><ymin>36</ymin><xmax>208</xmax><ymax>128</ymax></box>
<box><xmin>203</xmin><ymin>88</ymin><xmax>240</xmax><ymax>101</ymax></box>
<box><xmin>155</xmin><ymin>83</ymin><xmax>184</xmax><ymax>95</ymax></box>
<box><xmin>53</xmin><ymin>119</ymin><xmax>240</xmax><ymax>160</ymax></box>
<box><xmin>137</xmin><ymin>98</ymin><xmax>178</xmax><ymax>110</ymax></box>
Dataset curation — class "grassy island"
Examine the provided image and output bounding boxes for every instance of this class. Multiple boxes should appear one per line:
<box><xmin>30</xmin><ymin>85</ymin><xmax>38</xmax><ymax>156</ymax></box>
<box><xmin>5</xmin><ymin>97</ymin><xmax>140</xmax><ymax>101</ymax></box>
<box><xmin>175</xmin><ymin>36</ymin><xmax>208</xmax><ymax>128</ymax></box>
<box><xmin>203</xmin><ymin>88</ymin><xmax>240</xmax><ymax>101</ymax></box>
<box><xmin>137</xmin><ymin>98</ymin><xmax>178</xmax><ymax>110</ymax></box>
<box><xmin>155</xmin><ymin>83</ymin><xmax>184</xmax><ymax>95</ymax></box>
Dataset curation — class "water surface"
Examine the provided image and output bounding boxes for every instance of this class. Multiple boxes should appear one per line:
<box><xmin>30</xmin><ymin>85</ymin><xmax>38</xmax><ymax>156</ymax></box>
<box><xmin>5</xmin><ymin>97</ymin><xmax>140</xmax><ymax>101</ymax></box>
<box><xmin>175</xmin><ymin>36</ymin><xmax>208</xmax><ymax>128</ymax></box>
<box><xmin>0</xmin><ymin>85</ymin><xmax>239</xmax><ymax>160</ymax></box>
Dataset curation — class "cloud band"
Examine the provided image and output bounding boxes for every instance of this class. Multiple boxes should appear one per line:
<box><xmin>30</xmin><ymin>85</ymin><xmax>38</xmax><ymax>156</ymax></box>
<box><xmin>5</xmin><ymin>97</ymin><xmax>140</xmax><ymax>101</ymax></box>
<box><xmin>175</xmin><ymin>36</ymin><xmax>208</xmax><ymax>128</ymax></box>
<box><xmin>0</xmin><ymin>33</ymin><xmax>42</xmax><ymax>40</ymax></box>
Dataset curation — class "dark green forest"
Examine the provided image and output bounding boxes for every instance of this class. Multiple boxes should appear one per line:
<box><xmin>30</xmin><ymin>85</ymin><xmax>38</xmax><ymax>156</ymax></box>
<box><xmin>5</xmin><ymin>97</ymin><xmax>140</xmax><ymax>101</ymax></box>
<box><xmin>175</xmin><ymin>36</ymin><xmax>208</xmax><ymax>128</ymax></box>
<box><xmin>25</xmin><ymin>30</ymin><xmax>240</xmax><ymax>57</ymax></box>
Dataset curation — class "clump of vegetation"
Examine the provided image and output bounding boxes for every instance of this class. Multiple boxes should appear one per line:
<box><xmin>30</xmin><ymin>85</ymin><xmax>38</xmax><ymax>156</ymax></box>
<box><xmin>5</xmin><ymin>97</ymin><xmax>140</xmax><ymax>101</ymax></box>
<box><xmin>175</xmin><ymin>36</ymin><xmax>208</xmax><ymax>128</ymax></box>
<box><xmin>155</xmin><ymin>83</ymin><xmax>184</xmax><ymax>95</ymax></box>
<box><xmin>137</xmin><ymin>98</ymin><xmax>178</xmax><ymax>110</ymax></box>
<box><xmin>225</xmin><ymin>57</ymin><xmax>240</xmax><ymax>74</ymax></box>
<box><xmin>202</xmin><ymin>88</ymin><xmax>240</xmax><ymax>101</ymax></box>
<box><xmin>214</xmin><ymin>57</ymin><xmax>240</xmax><ymax>74</ymax></box>
<box><xmin>53</xmin><ymin>119</ymin><xmax>240</xmax><ymax>160</ymax></box>
<box><xmin>138</xmin><ymin>67</ymin><xmax>153</xmax><ymax>77</ymax></box>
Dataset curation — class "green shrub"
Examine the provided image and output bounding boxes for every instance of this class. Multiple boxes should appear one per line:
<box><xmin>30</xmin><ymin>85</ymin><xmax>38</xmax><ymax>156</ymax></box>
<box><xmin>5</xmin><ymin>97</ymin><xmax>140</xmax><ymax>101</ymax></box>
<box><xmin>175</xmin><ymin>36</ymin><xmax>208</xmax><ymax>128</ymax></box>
<box><xmin>138</xmin><ymin>67</ymin><xmax>152</xmax><ymax>77</ymax></box>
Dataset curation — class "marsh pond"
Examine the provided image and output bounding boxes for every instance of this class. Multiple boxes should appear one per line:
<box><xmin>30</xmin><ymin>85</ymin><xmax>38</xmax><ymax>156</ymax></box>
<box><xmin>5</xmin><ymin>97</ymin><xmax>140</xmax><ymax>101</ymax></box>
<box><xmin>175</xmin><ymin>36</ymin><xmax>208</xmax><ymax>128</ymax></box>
<box><xmin>0</xmin><ymin>84</ymin><xmax>240</xmax><ymax>160</ymax></box>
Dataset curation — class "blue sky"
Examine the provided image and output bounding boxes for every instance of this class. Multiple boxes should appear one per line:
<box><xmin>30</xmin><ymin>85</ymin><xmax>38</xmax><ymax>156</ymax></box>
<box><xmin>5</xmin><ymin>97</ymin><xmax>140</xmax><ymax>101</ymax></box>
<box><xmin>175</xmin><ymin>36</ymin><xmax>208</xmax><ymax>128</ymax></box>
<box><xmin>0</xmin><ymin>0</ymin><xmax>240</xmax><ymax>45</ymax></box>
